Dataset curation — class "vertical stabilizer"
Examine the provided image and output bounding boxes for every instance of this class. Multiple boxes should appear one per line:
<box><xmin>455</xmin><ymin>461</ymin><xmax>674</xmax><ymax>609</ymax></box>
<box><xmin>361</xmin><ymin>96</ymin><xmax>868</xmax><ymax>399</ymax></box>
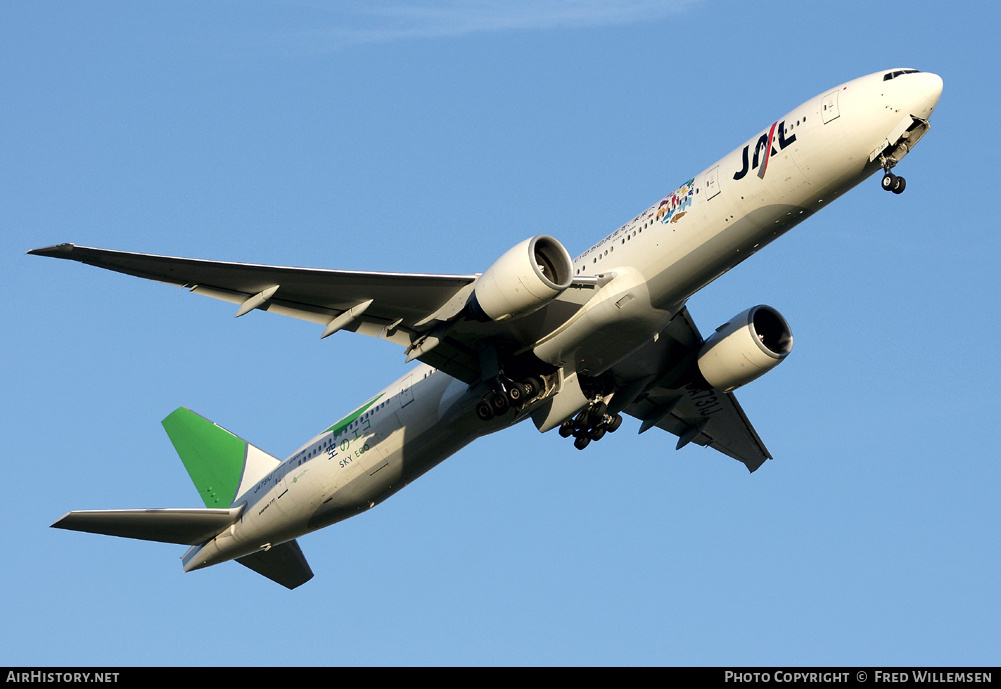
<box><xmin>162</xmin><ymin>407</ymin><xmax>280</xmax><ymax>507</ymax></box>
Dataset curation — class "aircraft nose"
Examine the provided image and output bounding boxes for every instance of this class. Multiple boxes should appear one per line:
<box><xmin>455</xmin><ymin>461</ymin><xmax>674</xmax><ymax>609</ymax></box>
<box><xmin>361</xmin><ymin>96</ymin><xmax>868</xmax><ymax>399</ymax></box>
<box><xmin>910</xmin><ymin>72</ymin><xmax>943</xmax><ymax>118</ymax></box>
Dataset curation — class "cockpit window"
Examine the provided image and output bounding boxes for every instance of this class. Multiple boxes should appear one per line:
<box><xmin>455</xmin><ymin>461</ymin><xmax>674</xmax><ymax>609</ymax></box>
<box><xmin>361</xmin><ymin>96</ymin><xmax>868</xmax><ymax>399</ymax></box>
<box><xmin>883</xmin><ymin>69</ymin><xmax>921</xmax><ymax>81</ymax></box>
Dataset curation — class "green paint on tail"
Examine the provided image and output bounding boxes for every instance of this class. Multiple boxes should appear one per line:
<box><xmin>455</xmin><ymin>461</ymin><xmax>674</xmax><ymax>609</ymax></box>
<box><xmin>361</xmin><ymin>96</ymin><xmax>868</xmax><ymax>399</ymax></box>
<box><xmin>162</xmin><ymin>407</ymin><xmax>247</xmax><ymax>508</ymax></box>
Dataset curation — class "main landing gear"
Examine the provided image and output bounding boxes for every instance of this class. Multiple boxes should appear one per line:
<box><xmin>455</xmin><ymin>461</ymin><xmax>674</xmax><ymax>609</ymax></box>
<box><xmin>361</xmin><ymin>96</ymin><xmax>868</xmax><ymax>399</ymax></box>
<box><xmin>475</xmin><ymin>376</ymin><xmax>543</xmax><ymax>421</ymax></box>
<box><xmin>881</xmin><ymin>171</ymin><xmax>906</xmax><ymax>194</ymax></box>
<box><xmin>557</xmin><ymin>400</ymin><xmax>623</xmax><ymax>450</ymax></box>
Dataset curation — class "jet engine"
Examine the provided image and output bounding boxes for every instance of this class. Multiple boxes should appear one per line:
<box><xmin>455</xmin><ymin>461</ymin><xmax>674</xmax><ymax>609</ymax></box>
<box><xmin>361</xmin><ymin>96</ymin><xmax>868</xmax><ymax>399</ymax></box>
<box><xmin>697</xmin><ymin>305</ymin><xmax>793</xmax><ymax>392</ymax></box>
<box><xmin>470</xmin><ymin>235</ymin><xmax>574</xmax><ymax>321</ymax></box>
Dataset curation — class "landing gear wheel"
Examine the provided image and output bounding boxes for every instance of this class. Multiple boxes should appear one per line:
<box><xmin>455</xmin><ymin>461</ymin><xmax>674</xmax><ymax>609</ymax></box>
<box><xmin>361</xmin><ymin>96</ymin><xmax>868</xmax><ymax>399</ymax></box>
<box><xmin>507</xmin><ymin>382</ymin><xmax>527</xmax><ymax>403</ymax></box>
<box><xmin>476</xmin><ymin>399</ymin><xmax>495</xmax><ymax>421</ymax></box>
<box><xmin>881</xmin><ymin>172</ymin><xmax>897</xmax><ymax>191</ymax></box>
<box><xmin>489</xmin><ymin>391</ymin><xmax>510</xmax><ymax>415</ymax></box>
<box><xmin>892</xmin><ymin>175</ymin><xmax>906</xmax><ymax>194</ymax></box>
<box><xmin>522</xmin><ymin>377</ymin><xmax>542</xmax><ymax>399</ymax></box>
<box><xmin>564</xmin><ymin>402</ymin><xmax>616</xmax><ymax>448</ymax></box>
<box><xmin>579</xmin><ymin>400</ymin><xmax>606</xmax><ymax>429</ymax></box>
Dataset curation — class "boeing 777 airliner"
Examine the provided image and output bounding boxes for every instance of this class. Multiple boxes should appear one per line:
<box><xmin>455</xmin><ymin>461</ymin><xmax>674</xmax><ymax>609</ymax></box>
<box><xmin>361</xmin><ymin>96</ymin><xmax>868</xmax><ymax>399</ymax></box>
<box><xmin>32</xmin><ymin>69</ymin><xmax>943</xmax><ymax>588</ymax></box>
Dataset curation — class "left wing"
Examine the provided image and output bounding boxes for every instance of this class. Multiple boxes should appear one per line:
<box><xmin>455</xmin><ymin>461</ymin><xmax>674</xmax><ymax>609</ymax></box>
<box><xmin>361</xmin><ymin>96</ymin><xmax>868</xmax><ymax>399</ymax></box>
<box><xmin>28</xmin><ymin>242</ymin><xmax>474</xmax><ymax>339</ymax></box>
<box><xmin>29</xmin><ymin>244</ymin><xmax>482</xmax><ymax>379</ymax></box>
<box><xmin>30</xmin><ymin>243</ymin><xmax>598</xmax><ymax>383</ymax></box>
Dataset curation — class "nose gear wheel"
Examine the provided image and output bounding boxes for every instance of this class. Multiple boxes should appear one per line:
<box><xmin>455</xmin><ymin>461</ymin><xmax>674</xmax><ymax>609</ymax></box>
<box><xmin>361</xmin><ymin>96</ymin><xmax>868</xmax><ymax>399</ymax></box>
<box><xmin>881</xmin><ymin>171</ymin><xmax>906</xmax><ymax>194</ymax></box>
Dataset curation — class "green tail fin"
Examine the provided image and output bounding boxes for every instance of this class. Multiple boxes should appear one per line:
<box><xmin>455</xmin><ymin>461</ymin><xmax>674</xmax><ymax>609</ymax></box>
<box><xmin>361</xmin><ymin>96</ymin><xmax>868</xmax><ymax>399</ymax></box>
<box><xmin>162</xmin><ymin>407</ymin><xmax>280</xmax><ymax>507</ymax></box>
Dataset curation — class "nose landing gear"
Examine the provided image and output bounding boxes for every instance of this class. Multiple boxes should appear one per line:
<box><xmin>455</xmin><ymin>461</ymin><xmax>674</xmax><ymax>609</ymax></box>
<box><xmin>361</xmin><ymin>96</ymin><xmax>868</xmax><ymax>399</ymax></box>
<box><xmin>879</xmin><ymin>154</ymin><xmax>906</xmax><ymax>194</ymax></box>
<box><xmin>881</xmin><ymin>171</ymin><xmax>906</xmax><ymax>194</ymax></box>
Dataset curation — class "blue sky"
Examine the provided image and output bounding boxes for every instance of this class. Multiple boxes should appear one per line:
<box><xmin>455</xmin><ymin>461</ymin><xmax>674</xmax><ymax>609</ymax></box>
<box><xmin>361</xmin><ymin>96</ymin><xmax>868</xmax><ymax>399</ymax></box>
<box><xmin>3</xmin><ymin>0</ymin><xmax>999</xmax><ymax>666</ymax></box>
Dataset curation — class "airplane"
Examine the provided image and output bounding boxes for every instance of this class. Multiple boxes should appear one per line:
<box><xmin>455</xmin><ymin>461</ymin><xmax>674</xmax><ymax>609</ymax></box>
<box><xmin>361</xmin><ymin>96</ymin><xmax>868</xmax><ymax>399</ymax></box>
<box><xmin>31</xmin><ymin>68</ymin><xmax>943</xmax><ymax>589</ymax></box>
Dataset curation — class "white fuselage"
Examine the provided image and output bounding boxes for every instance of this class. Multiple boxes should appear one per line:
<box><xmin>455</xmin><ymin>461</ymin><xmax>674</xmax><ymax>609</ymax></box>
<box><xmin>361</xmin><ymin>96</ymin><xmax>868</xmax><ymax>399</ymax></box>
<box><xmin>184</xmin><ymin>69</ymin><xmax>942</xmax><ymax>572</ymax></box>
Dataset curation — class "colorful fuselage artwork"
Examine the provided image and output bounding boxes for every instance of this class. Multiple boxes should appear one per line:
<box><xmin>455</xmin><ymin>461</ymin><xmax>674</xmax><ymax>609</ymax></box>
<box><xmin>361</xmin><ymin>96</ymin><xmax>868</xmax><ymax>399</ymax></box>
<box><xmin>655</xmin><ymin>178</ymin><xmax>695</xmax><ymax>225</ymax></box>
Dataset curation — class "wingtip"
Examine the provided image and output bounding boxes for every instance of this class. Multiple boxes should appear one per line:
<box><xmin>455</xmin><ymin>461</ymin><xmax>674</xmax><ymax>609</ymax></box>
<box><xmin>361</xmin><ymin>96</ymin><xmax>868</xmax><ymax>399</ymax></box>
<box><xmin>27</xmin><ymin>243</ymin><xmax>76</xmax><ymax>257</ymax></box>
<box><xmin>50</xmin><ymin>512</ymin><xmax>75</xmax><ymax>529</ymax></box>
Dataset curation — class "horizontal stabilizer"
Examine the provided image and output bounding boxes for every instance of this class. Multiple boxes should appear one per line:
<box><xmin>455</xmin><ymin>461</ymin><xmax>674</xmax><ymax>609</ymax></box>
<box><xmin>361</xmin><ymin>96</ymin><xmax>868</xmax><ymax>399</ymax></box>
<box><xmin>236</xmin><ymin>540</ymin><xmax>313</xmax><ymax>589</ymax></box>
<box><xmin>52</xmin><ymin>507</ymin><xmax>242</xmax><ymax>545</ymax></box>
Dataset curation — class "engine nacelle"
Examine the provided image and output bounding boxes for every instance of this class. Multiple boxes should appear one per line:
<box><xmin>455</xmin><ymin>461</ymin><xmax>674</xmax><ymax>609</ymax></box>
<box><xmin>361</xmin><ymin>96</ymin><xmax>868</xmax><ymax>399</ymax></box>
<box><xmin>697</xmin><ymin>305</ymin><xmax>793</xmax><ymax>392</ymax></box>
<box><xmin>470</xmin><ymin>235</ymin><xmax>574</xmax><ymax>321</ymax></box>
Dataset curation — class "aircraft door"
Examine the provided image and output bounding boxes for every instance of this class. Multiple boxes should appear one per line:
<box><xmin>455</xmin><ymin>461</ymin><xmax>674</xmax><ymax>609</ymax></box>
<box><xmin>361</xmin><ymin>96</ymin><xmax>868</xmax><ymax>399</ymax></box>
<box><xmin>704</xmin><ymin>166</ymin><xmax>721</xmax><ymax>200</ymax></box>
<box><xmin>822</xmin><ymin>90</ymin><xmax>840</xmax><ymax>124</ymax></box>
<box><xmin>274</xmin><ymin>462</ymin><xmax>291</xmax><ymax>513</ymax></box>
<box><xmin>399</xmin><ymin>374</ymin><xmax>415</xmax><ymax>407</ymax></box>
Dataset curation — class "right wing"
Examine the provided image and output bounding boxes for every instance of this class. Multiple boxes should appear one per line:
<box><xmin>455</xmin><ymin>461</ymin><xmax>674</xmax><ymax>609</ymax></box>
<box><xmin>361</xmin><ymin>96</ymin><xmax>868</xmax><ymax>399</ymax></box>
<box><xmin>615</xmin><ymin>307</ymin><xmax>772</xmax><ymax>472</ymax></box>
<box><xmin>624</xmin><ymin>384</ymin><xmax>772</xmax><ymax>472</ymax></box>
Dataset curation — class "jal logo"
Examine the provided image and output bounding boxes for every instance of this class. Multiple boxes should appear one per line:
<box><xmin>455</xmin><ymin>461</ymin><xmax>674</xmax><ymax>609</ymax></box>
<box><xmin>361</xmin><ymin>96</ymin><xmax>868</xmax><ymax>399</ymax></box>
<box><xmin>733</xmin><ymin>120</ymin><xmax>796</xmax><ymax>180</ymax></box>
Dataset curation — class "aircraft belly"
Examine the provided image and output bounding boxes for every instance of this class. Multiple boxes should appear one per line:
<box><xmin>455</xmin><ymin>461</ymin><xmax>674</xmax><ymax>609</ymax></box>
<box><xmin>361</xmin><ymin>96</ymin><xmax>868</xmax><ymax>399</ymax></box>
<box><xmin>187</xmin><ymin>481</ymin><xmax>316</xmax><ymax>569</ymax></box>
<box><xmin>533</xmin><ymin>267</ymin><xmax>672</xmax><ymax>375</ymax></box>
<box><xmin>646</xmin><ymin>203</ymin><xmax>812</xmax><ymax>307</ymax></box>
<box><xmin>566</xmin><ymin>308</ymin><xmax>669</xmax><ymax>377</ymax></box>
<box><xmin>226</xmin><ymin>387</ymin><xmax>492</xmax><ymax>556</ymax></box>
<box><xmin>300</xmin><ymin>374</ymin><xmax>493</xmax><ymax>533</ymax></box>
<box><xmin>305</xmin><ymin>415</ymin><xmax>484</xmax><ymax>532</ymax></box>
